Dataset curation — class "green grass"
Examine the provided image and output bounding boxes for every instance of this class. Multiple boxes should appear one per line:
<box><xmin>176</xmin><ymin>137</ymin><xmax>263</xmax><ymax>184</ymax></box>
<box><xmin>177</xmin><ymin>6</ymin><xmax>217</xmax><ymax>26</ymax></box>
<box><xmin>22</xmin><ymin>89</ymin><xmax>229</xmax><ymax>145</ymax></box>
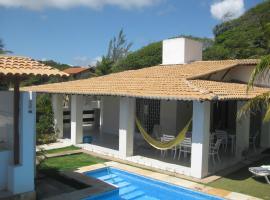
<box><xmin>44</xmin><ymin>145</ymin><xmax>81</xmax><ymax>154</ymax></box>
<box><xmin>39</xmin><ymin>153</ymin><xmax>106</xmax><ymax>171</ymax></box>
<box><xmin>208</xmin><ymin>156</ymin><xmax>270</xmax><ymax>200</ymax></box>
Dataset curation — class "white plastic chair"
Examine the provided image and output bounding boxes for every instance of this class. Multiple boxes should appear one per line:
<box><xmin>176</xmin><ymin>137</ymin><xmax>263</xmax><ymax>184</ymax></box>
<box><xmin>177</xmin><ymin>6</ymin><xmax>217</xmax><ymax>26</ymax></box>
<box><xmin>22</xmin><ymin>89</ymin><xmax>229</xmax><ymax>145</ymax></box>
<box><xmin>209</xmin><ymin>139</ymin><xmax>222</xmax><ymax>165</ymax></box>
<box><xmin>160</xmin><ymin>134</ymin><xmax>177</xmax><ymax>158</ymax></box>
<box><xmin>178</xmin><ymin>137</ymin><xmax>192</xmax><ymax>160</ymax></box>
<box><xmin>214</xmin><ymin>130</ymin><xmax>228</xmax><ymax>152</ymax></box>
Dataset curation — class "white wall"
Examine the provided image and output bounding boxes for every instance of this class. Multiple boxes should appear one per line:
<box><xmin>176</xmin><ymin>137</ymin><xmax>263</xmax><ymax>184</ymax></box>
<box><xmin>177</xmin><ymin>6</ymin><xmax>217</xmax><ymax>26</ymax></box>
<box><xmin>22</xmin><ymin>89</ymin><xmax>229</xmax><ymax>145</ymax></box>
<box><xmin>204</xmin><ymin>64</ymin><xmax>270</xmax><ymax>87</ymax></box>
<box><xmin>228</xmin><ymin>65</ymin><xmax>254</xmax><ymax>83</ymax></box>
<box><xmin>176</xmin><ymin>101</ymin><xmax>193</xmax><ymax>132</ymax></box>
<box><xmin>0</xmin><ymin>150</ymin><xmax>10</xmax><ymax>190</ymax></box>
<box><xmin>162</xmin><ymin>38</ymin><xmax>202</xmax><ymax>65</ymax></box>
<box><xmin>160</xmin><ymin>100</ymin><xmax>177</xmax><ymax>135</ymax></box>
<box><xmin>102</xmin><ymin>96</ymin><xmax>120</xmax><ymax>134</ymax></box>
<box><xmin>8</xmin><ymin>92</ymin><xmax>36</xmax><ymax>194</ymax></box>
<box><xmin>0</xmin><ymin>91</ymin><xmax>13</xmax><ymax>150</ymax></box>
<box><xmin>0</xmin><ymin>91</ymin><xmax>13</xmax><ymax>191</ymax></box>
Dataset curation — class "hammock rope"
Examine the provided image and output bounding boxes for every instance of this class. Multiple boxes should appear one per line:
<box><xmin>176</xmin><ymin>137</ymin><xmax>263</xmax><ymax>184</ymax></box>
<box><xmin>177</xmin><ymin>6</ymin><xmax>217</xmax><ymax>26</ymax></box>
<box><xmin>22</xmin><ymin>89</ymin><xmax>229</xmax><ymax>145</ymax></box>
<box><xmin>135</xmin><ymin>117</ymin><xmax>192</xmax><ymax>150</ymax></box>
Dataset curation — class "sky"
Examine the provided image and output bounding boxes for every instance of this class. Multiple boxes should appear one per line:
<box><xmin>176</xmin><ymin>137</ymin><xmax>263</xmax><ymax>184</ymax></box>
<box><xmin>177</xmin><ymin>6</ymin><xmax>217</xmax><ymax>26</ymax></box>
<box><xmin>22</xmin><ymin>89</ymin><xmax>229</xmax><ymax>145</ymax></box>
<box><xmin>0</xmin><ymin>0</ymin><xmax>263</xmax><ymax>66</ymax></box>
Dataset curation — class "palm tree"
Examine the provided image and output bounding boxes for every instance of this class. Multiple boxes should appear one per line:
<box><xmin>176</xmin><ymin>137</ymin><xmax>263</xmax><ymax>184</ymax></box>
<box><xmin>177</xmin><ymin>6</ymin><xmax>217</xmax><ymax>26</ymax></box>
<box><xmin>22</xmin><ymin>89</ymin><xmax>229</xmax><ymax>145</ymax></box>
<box><xmin>238</xmin><ymin>55</ymin><xmax>270</xmax><ymax>121</ymax></box>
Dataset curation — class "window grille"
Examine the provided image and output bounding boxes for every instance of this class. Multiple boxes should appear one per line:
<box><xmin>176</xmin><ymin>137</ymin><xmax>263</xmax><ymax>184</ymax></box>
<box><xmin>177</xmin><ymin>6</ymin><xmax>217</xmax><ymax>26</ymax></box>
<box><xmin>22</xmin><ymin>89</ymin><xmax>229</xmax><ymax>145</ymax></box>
<box><xmin>136</xmin><ymin>99</ymin><xmax>160</xmax><ymax>134</ymax></box>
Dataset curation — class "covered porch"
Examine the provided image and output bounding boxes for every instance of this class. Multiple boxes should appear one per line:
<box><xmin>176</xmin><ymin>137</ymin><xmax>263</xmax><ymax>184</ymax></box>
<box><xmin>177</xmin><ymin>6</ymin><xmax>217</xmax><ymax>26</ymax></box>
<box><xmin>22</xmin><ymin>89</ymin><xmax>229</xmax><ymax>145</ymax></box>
<box><xmin>52</xmin><ymin>93</ymin><xmax>270</xmax><ymax>179</ymax></box>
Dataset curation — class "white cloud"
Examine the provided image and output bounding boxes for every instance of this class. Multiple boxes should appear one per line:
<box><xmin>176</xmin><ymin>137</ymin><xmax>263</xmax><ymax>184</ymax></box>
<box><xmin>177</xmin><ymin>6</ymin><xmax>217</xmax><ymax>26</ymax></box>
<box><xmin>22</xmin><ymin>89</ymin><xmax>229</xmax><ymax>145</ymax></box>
<box><xmin>210</xmin><ymin>0</ymin><xmax>245</xmax><ymax>21</ymax></box>
<box><xmin>0</xmin><ymin>0</ymin><xmax>160</xmax><ymax>10</ymax></box>
<box><xmin>73</xmin><ymin>56</ymin><xmax>101</xmax><ymax>67</ymax></box>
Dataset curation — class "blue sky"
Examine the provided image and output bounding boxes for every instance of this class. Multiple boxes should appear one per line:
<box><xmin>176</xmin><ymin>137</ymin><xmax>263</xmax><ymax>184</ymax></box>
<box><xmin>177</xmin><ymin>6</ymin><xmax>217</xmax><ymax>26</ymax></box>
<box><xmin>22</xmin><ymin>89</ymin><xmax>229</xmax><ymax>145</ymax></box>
<box><xmin>0</xmin><ymin>0</ymin><xmax>263</xmax><ymax>66</ymax></box>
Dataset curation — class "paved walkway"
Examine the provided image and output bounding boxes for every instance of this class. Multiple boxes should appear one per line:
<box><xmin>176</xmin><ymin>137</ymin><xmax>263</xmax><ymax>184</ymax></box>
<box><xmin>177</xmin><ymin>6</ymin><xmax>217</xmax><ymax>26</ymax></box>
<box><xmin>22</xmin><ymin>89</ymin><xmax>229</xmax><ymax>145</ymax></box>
<box><xmin>77</xmin><ymin>161</ymin><xmax>262</xmax><ymax>200</ymax></box>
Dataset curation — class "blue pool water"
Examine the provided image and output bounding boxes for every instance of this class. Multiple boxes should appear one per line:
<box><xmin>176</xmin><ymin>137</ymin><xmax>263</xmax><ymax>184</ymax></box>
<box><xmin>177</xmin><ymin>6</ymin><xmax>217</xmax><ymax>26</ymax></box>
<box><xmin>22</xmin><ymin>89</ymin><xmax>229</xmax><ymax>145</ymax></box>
<box><xmin>84</xmin><ymin>167</ymin><xmax>223</xmax><ymax>200</ymax></box>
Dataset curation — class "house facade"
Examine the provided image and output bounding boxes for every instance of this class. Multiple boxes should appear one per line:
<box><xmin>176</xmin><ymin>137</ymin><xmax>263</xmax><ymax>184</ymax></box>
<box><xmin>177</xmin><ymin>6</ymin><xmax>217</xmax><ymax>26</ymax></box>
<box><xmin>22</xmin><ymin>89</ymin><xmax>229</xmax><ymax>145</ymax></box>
<box><xmin>26</xmin><ymin>38</ymin><xmax>270</xmax><ymax>179</ymax></box>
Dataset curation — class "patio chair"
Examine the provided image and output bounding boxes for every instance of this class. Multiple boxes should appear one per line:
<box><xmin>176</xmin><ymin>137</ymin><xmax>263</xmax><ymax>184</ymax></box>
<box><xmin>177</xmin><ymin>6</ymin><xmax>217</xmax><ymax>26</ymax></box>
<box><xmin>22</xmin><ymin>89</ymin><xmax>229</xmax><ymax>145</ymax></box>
<box><xmin>160</xmin><ymin>134</ymin><xmax>177</xmax><ymax>158</ymax></box>
<box><xmin>249</xmin><ymin>166</ymin><xmax>270</xmax><ymax>184</ymax></box>
<box><xmin>209</xmin><ymin>139</ymin><xmax>222</xmax><ymax>165</ymax></box>
<box><xmin>249</xmin><ymin>131</ymin><xmax>259</xmax><ymax>152</ymax></box>
<box><xmin>214</xmin><ymin>130</ymin><xmax>228</xmax><ymax>152</ymax></box>
<box><xmin>178</xmin><ymin>137</ymin><xmax>192</xmax><ymax>160</ymax></box>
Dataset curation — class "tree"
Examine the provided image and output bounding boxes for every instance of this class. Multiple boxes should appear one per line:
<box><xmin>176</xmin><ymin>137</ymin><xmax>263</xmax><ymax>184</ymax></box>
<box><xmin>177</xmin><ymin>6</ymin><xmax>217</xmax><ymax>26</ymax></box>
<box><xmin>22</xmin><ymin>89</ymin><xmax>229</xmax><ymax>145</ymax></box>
<box><xmin>0</xmin><ymin>39</ymin><xmax>11</xmax><ymax>54</ymax></box>
<box><xmin>107</xmin><ymin>29</ymin><xmax>133</xmax><ymax>62</ymax></box>
<box><xmin>95</xmin><ymin>56</ymin><xmax>114</xmax><ymax>76</ymax></box>
<box><xmin>112</xmin><ymin>41</ymin><xmax>162</xmax><ymax>72</ymax></box>
<box><xmin>95</xmin><ymin>29</ymin><xmax>132</xmax><ymax>75</ymax></box>
<box><xmin>205</xmin><ymin>1</ymin><xmax>270</xmax><ymax>60</ymax></box>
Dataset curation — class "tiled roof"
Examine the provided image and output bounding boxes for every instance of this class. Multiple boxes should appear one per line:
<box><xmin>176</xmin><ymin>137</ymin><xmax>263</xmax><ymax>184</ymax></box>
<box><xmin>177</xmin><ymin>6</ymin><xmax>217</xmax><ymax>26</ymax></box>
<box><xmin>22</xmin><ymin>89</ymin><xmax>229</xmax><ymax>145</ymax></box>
<box><xmin>0</xmin><ymin>55</ymin><xmax>68</xmax><ymax>77</ymax></box>
<box><xmin>23</xmin><ymin>59</ymin><xmax>270</xmax><ymax>101</ymax></box>
<box><xmin>62</xmin><ymin>67</ymin><xmax>90</xmax><ymax>75</ymax></box>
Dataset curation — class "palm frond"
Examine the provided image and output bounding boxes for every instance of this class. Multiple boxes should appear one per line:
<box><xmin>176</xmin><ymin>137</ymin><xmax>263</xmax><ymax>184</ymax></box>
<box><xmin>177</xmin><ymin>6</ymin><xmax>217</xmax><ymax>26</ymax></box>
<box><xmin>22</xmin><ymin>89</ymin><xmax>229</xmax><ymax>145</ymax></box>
<box><xmin>237</xmin><ymin>92</ymin><xmax>270</xmax><ymax>121</ymax></box>
<box><xmin>247</xmin><ymin>55</ymin><xmax>270</xmax><ymax>90</ymax></box>
<box><xmin>263</xmin><ymin>105</ymin><xmax>270</xmax><ymax>122</ymax></box>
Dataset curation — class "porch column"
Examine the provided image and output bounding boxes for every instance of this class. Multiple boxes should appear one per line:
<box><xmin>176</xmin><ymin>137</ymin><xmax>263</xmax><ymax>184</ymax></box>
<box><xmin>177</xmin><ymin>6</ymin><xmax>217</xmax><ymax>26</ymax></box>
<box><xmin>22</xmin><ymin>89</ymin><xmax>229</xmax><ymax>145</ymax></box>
<box><xmin>236</xmin><ymin>101</ymin><xmax>250</xmax><ymax>159</ymax></box>
<box><xmin>71</xmin><ymin>95</ymin><xmax>83</xmax><ymax>144</ymax></box>
<box><xmin>99</xmin><ymin>97</ymin><xmax>104</xmax><ymax>133</ymax></box>
<box><xmin>191</xmin><ymin>101</ymin><xmax>210</xmax><ymax>179</ymax></box>
<box><xmin>52</xmin><ymin>94</ymin><xmax>64</xmax><ymax>138</ymax></box>
<box><xmin>119</xmin><ymin>97</ymin><xmax>135</xmax><ymax>157</ymax></box>
<box><xmin>8</xmin><ymin>92</ymin><xmax>36</xmax><ymax>194</ymax></box>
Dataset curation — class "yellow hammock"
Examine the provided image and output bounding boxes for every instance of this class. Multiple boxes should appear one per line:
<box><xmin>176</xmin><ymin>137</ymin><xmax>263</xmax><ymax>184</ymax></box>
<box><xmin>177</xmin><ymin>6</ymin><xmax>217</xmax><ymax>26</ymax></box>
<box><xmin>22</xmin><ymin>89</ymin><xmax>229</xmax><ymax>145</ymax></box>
<box><xmin>135</xmin><ymin>117</ymin><xmax>192</xmax><ymax>150</ymax></box>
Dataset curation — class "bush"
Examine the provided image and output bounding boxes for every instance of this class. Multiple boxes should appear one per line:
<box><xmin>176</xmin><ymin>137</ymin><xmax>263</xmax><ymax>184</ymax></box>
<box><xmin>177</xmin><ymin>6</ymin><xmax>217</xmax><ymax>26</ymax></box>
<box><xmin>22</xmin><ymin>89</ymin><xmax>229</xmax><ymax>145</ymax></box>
<box><xmin>36</xmin><ymin>94</ymin><xmax>57</xmax><ymax>145</ymax></box>
<box><xmin>37</xmin><ymin>134</ymin><xmax>57</xmax><ymax>145</ymax></box>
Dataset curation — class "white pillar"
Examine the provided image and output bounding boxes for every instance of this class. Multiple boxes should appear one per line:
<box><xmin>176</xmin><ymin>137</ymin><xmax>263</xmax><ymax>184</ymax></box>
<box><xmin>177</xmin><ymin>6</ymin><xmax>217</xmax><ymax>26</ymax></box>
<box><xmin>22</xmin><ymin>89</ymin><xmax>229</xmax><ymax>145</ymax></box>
<box><xmin>71</xmin><ymin>95</ymin><xmax>83</xmax><ymax>144</ymax></box>
<box><xmin>8</xmin><ymin>92</ymin><xmax>36</xmax><ymax>194</ymax></box>
<box><xmin>191</xmin><ymin>101</ymin><xmax>210</xmax><ymax>179</ymax></box>
<box><xmin>99</xmin><ymin>97</ymin><xmax>104</xmax><ymax>133</ymax></box>
<box><xmin>52</xmin><ymin>94</ymin><xmax>64</xmax><ymax>138</ymax></box>
<box><xmin>236</xmin><ymin>101</ymin><xmax>250</xmax><ymax>159</ymax></box>
<box><xmin>119</xmin><ymin>97</ymin><xmax>135</xmax><ymax>157</ymax></box>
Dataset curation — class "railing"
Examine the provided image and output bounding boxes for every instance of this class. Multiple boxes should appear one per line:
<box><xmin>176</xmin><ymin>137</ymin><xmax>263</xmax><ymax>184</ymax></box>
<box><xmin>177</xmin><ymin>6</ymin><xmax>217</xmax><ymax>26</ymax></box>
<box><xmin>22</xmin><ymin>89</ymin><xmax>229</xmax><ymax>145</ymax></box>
<box><xmin>63</xmin><ymin>109</ymin><xmax>97</xmax><ymax>127</ymax></box>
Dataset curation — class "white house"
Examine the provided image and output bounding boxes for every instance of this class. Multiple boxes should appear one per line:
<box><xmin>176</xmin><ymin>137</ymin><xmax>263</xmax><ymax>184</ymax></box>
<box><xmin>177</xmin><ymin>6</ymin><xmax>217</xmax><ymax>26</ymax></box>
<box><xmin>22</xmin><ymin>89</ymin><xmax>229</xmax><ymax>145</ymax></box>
<box><xmin>0</xmin><ymin>56</ymin><xmax>67</xmax><ymax>199</ymax></box>
<box><xmin>25</xmin><ymin>38</ymin><xmax>270</xmax><ymax>179</ymax></box>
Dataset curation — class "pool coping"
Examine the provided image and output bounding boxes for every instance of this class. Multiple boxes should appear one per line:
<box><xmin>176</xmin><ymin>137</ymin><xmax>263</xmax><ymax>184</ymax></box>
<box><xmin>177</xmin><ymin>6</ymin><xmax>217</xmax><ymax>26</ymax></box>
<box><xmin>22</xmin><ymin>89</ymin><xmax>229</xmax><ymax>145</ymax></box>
<box><xmin>76</xmin><ymin>161</ymin><xmax>262</xmax><ymax>200</ymax></box>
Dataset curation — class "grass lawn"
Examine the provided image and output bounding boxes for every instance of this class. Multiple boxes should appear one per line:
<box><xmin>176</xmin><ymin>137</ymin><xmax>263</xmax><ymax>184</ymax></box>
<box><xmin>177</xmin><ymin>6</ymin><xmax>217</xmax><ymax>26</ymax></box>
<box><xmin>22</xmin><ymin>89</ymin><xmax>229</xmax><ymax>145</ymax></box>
<box><xmin>40</xmin><ymin>153</ymin><xmax>106</xmax><ymax>171</ymax></box>
<box><xmin>44</xmin><ymin>145</ymin><xmax>81</xmax><ymax>154</ymax></box>
<box><xmin>208</xmin><ymin>156</ymin><xmax>270</xmax><ymax>200</ymax></box>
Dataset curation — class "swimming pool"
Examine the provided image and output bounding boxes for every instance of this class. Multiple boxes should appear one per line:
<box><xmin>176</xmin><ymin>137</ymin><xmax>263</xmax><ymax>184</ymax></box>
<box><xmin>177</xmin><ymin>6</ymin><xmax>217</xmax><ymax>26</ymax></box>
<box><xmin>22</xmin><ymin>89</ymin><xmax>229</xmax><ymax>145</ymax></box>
<box><xmin>84</xmin><ymin>167</ymin><xmax>223</xmax><ymax>200</ymax></box>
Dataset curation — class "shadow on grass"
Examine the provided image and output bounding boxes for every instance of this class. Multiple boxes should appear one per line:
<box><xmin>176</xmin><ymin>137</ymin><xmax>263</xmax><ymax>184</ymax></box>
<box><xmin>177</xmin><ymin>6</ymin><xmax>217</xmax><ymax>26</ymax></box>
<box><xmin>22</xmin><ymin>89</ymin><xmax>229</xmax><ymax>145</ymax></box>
<box><xmin>215</xmin><ymin>155</ymin><xmax>270</xmax><ymax>181</ymax></box>
<box><xmin>38</xmin><ymin>167</ymin><xmax>88</xmax><ymax>189</ymax></box>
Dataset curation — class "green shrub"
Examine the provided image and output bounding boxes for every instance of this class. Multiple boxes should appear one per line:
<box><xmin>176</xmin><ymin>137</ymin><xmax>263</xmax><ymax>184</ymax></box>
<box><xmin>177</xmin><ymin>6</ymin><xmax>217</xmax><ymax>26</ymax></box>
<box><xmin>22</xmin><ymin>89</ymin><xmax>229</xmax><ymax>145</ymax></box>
<box><xmin>36</xmin><ymin>94</ymin><xmax>57</xmax><ymax>145</ymax></box>
<box><xmin>37</xmin><ymin>133</ymin><xmax>57</xmax><ymax>145</ymax></box>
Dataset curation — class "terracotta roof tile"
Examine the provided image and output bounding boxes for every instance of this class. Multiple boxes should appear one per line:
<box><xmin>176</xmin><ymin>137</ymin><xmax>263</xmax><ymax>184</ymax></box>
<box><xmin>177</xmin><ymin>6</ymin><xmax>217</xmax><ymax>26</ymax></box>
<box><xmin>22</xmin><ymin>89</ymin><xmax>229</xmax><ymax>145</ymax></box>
<box><xmin>0</xmin><ymin>55</ymin><xmax>68</xmax><ymax>77</ymax></box>
<box><xmin>23</xmin><ymin>59</ymin><xmax>270</xmax><ymax>101</ymax></box>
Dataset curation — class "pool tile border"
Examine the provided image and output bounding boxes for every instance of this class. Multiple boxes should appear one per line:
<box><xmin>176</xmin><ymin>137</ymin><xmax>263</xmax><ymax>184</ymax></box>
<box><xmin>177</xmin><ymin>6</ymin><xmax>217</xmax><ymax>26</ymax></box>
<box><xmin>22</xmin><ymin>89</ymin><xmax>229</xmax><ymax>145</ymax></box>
<box><xmin>76</xmin><ymin>161</ymin><xmax>262</xmax><ymax>200</ymax></box>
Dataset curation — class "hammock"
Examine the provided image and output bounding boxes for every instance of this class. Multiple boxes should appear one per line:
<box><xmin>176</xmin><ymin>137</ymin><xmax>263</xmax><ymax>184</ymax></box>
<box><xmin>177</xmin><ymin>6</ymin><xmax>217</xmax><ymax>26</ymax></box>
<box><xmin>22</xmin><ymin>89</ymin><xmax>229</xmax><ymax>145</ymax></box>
<box><xmin>135</xmin><ymin>117</ymin><xmax>192</xmax><ymax>150</ymax></box>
